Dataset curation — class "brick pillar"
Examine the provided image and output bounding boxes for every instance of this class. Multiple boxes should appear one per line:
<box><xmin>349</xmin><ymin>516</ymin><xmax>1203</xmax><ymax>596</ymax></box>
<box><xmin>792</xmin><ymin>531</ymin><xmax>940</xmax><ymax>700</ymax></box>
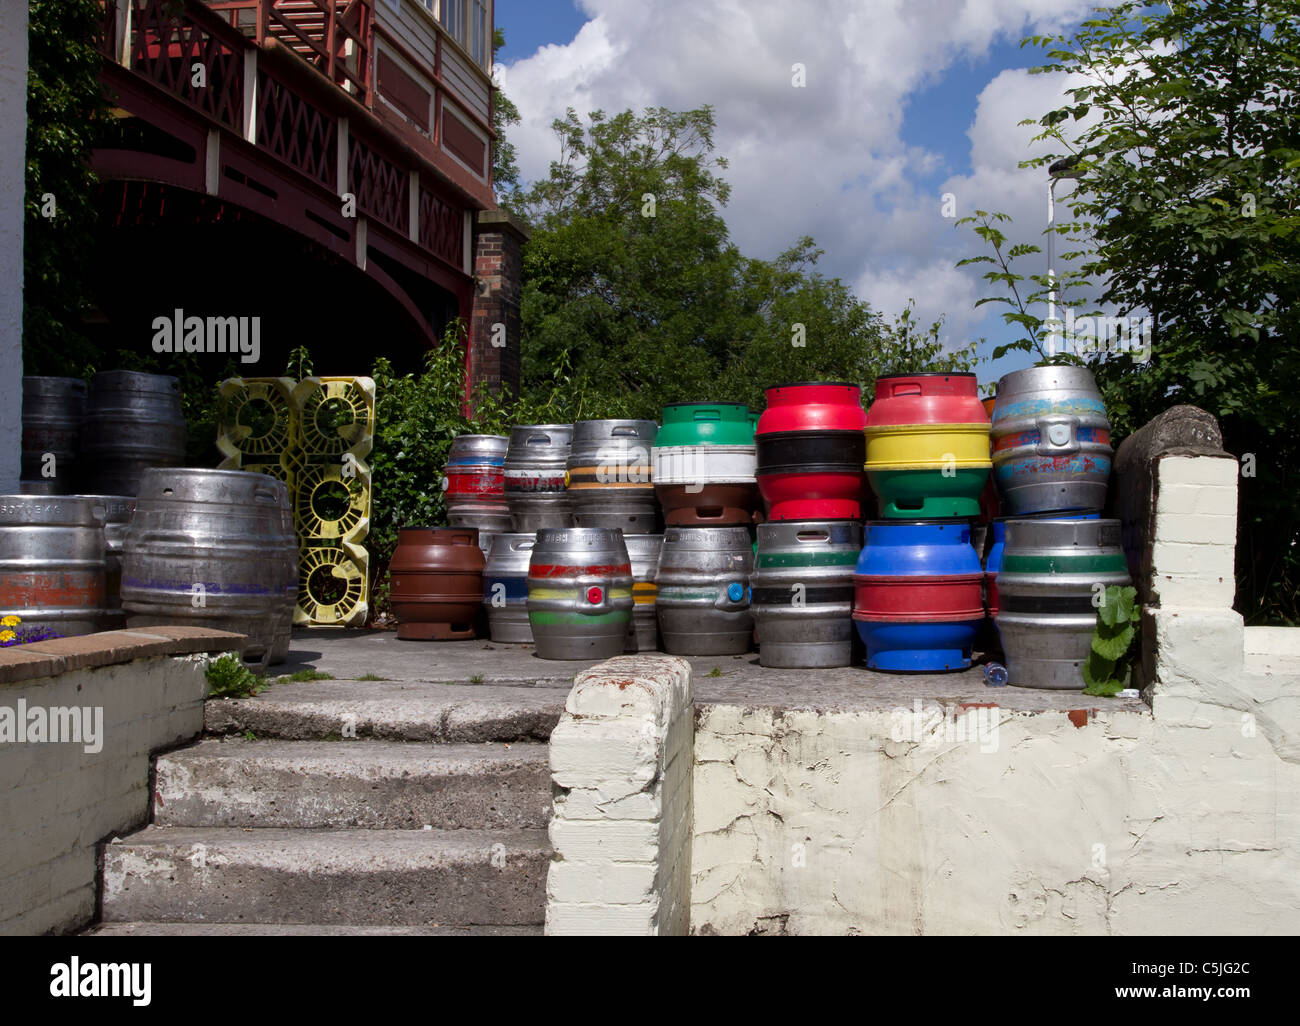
<box><xmin>469</xmin><ymin>208</ymin><xmax>529</xmax><ymax>404</ymax></box>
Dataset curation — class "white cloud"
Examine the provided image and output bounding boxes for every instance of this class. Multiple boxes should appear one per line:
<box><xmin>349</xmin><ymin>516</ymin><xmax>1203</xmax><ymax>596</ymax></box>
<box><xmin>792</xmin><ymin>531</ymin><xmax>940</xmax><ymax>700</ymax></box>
<box><xmin>499</xmin><ymin>0</ymin><xmax>1114</xmax><ymax>358</ymax></box>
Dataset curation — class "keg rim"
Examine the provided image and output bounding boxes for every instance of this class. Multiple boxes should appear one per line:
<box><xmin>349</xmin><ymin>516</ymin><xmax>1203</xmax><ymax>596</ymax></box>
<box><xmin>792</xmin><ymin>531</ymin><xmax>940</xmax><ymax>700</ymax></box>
<box><xmin>764</xmin><ymin>380</ymin><xmax>859</xmax><ymax>391</ymax></box>
<box><xmin>875</xmin><ymin>371</ymin><xmax>978</xmax><ymax>381</ymax></box>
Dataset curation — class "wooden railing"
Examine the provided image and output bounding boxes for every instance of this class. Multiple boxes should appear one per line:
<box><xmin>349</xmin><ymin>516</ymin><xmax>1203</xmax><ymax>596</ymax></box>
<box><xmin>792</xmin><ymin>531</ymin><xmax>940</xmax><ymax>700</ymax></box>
<box><xmin>206</xmin><ymin>0</ymin><xmax>374</xmax><ymax>104</ymax></box>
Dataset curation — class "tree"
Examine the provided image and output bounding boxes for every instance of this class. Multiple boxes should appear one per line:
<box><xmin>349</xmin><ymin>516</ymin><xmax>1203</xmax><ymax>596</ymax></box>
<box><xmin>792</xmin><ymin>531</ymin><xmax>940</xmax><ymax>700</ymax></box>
<box><xmin>491</xmin><ymin>27</ymin><xmax>522</xmax><ymax>209</ymax></box>
<box><xmin>23</xmin><ymin>0</ymin><xmax>107</xmax><ymax>372</ymax></box>
<box><xmin>1017</xmin><ymin>1</ymin><xmax>1300</xmax><ymax>621</ymax></box>
<box><xmin>517</xmin><ymin>106</ymin><xmax>972</xmax><ymax>418</ymax></box>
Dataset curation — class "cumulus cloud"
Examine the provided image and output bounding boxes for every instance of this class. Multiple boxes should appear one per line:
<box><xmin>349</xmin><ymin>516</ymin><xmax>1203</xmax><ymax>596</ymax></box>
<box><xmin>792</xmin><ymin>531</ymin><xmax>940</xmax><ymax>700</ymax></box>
<box><xmin>497</xmin><ymin>0</ymin><xmax>1114</xmax><ymax>356</ymax></box>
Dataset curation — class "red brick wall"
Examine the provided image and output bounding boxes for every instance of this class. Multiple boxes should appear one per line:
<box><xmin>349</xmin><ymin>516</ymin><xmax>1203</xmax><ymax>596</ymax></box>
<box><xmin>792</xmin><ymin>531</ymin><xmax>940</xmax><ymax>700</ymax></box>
<box><xmin>469</xmin><ymin>212</ymin><xmax>526</xmax><ymax>403</ymax></box>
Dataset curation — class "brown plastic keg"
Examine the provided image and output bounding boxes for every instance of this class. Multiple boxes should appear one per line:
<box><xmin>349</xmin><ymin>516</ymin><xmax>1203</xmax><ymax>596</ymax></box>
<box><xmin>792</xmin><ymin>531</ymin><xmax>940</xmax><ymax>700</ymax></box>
<box><xmin>388</xmin><ymin>527</ymin><xmax>485</xmax><ymax>641</ymax></box>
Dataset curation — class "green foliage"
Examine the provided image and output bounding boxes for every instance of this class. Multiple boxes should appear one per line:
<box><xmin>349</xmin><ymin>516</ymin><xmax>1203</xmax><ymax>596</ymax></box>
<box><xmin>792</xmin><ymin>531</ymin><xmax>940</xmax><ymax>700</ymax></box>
<box><xmin>205</xmin><ymin>653</ymin><xmax>267</xmax><ymax>699</ymax></box>
<box><xmin>966</xmin><ymin>3</ymin><xmax>1298</xmax><ymax>623</ymax></box>
<box><xmin>1081</xmin><ymin>586</ymin><xmax>1142</xmax><ymax>696</ymax></box>
<box><xmin>517</xmin><ymin>107</ymin><xmax>975</xmax><ymax>416</ymax></box>
<box><xmin>955</xmin><ymin>210</ymin><xmax>1097</xmax><ymax>364</ymax></box>
<box><xmin>1026</xmin><ymin>1</ymin><xmax>1300</xmax><ymax>624</ymax></box>
<box><xmin>280</xmin><ymin>668</ymin><xmax>333</xmax><ymax>682</ymax></box>
<box><xmin>367</xmin><ymin>320</ymin><xmax>628</xmax><ymax>611</ymax></box>
<box><xmin>23</xmin><ymin>0</ymin><xmax>107</xmax><ymax>368</ymax></box>
<box><xmin>491</xmin><ymin>27</ymin><xmax>522</xmax><ymax>209</ymax></box>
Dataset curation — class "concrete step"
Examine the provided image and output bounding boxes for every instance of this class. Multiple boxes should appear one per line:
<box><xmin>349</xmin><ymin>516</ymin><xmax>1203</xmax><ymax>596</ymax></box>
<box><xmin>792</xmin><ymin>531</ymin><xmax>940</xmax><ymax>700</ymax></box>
<box><xmin>206</xmin><ymin>680</ymin><xmax>565</xmax><ymax>743</ymax></box>
<box><xmin>101</xmin><ymin>826</ymin><xmax>550</xmax><ymax>927</ymax></box>
<box><xmin>88</xmin><ymin>922</ymin><xmax>541</xmax><ymax>936</ymax></box>
<box><xmin>154</xmin><ymin>739</ymin><xmax>551</xmax><ymax>830</ymax></box>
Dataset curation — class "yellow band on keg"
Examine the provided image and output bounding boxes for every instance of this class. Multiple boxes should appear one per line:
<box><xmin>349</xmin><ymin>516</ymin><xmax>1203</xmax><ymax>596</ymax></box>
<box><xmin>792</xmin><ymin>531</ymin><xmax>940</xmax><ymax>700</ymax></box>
<box><xmin>864</xmin><ymin>423</ymin><xmax>992</xmax><ymax>470</ymax></box>
<box><xmin>633</xmin><ymin>582</ymin><xmax>657</xmax><ymax>605</ymax></box>
<box><xmin>564</xmin><ymin>465</ymin><xmax>653</xmax><ymax>489</ymax></box>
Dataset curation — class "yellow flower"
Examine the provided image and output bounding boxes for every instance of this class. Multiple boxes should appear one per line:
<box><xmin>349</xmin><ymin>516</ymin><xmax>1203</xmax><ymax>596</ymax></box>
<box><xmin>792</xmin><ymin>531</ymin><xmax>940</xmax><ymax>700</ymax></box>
<box><xmin>0</xmin><ymin>630</ymin><xmax>16</xmax><ymax>643</ymax></box>
<box><xmin>0</xmin><ymin>615</ymin><xmax>19</xmax><ymax>627</ymax></box>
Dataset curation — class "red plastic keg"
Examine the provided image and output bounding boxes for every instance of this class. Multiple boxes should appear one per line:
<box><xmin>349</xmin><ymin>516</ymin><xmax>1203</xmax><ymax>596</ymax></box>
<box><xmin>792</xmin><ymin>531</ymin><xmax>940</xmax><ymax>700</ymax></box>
<box><xmin>755</xmin><ymin>382</ymin><xmax>866</xmax><ymax>521</ymax></box>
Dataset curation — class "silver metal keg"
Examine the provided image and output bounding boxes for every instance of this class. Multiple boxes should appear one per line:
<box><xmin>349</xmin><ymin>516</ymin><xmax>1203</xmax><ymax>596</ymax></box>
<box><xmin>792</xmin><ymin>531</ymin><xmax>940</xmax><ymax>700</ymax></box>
<box><xmin>526</xmin><ymin>527</ymin><xmax>632</xmax><ymax>660</ymax></box>
<box><xmin>20</xmin><ymin>377</ymin><xmax>87</xmax><ymax>494</ymax></box>
<box><xmin>504</xmin><ymin>424</ymin><xmax>574</xmax><ymax>531</ymax></box>
<box><xmin>483</xmin><ymin>532</ymin><xmax>537</xmax><ymax>644</ymax></box>
<box><xmin>624</xmin><ymin>532</ymin><xmax>664</xmax><ymax>653</ymax></box>
<box><xmin>991</xmin><ymin>366</ymin><xmax>1113</xmax><ymax>515</ymax></box>
<box><xmin>81</xmin><ymin>371</ymin><xmax>187</xmax><ymax>496</ymax></box>
<box><xmin>444</xmin><ymin>434</ymin><xmax>512</xmax><ymax>533</ymax></box>
<box><xmin>122</xmin><ymin>469</ymin><xmax>298</xmax><ymax>667</ymax></box>
<box><xmin>84</xmin><ymin>494</ymin><xmax>136</xmax><ymax>630</ymax></box>
<box><xmin>567</xmin><ymin>420</ymin><xmax>659</xmax><ymax>534</ymax></box>
<box><xmin>655</xmin><ymin>525</ymin><xmax>753</xmax><ymax>655</ymax></box>
<box><xmin>0</xmin><ymin>494</ymin><xmax>106</xmax><ymax>637</ymax></box>
<box><xmin>751</xmin><ymin>520</ymin><xmax>861</xmax><ymax>668</ymax></box>
<box><xmin>995</xmin><ymin>517</ymin><xmax>1132</xmax><ymax>689</ymax></box>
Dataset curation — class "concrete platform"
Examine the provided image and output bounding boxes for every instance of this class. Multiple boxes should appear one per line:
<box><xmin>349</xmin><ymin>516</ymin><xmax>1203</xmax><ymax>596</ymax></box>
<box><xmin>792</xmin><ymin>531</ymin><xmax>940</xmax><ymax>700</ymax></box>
<box><xmin>283</xmin><ymin>628</ymin><xmax>1150</xmax><ymax>715</ymax></box>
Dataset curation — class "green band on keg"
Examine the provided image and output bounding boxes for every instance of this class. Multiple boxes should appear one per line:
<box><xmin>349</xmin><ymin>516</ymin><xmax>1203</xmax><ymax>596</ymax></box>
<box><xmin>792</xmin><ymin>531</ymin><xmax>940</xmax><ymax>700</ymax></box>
<box><xmin>529</xmin><ymin>611</ymin><xmax>631</xmax><ymax>626</ymax></box>
<box><xmin>1000</xmin><ymin>553</ymin><xmax>1128</xmax><ymax>574</ymax></box>
<box><xmin>755</xmin><ymin>551</ymin><xmax>858</xmax><ymax>569</ymax></box>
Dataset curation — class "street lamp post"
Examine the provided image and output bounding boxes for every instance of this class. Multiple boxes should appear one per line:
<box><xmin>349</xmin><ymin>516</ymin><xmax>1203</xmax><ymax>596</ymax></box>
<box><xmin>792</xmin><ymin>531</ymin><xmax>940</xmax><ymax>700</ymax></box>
<box><xmin>1046</xmin><ymin>156</ymin><xmax>1081</xmax><ymax>358</ymax></box>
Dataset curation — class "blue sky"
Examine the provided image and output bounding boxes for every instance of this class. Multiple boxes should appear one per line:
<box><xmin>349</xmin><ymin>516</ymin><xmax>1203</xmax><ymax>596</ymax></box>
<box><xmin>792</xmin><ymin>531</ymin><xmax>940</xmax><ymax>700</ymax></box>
<box><xmin>492</xmin><ymin>1</ymin><xmax>1105</xmax><ymax>385</ymax></box>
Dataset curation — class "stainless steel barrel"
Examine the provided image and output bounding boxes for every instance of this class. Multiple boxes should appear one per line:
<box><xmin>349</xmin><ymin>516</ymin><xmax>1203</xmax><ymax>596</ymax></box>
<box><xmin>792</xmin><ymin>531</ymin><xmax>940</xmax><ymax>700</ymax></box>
<box><xmin>655</xmin><ymin>526</ymin><xmax>753</xmax><ymax>655</ymax></box>
<box><xmin>991</xmin><ymin>366</ymin><xmax>1113</xmax><ymax>515</ymax></box>
<box><xmin>122</xmin><ymin>469</ymin><xmax>298</xmax><ymax>667</ymax></box>
<box><xmin>0</xmin><ymin>495</ymin><xmax>105</xmax><ymax>637</ymax></box>
<box><xmin>81</xmin><ymin>371</ymin><xmax>187</xmax><ymax>496</ymax></box>
<box><xmin>504</xmin><ymin>424</ymin><xmax>574</xmax><ymax>531</ymax></box>
<box><xmin>526</xmin><ymin>527</ymin><xmax>633</xmax><ymax>660</ymax></box>
<box><xmin>21</xmin><ymin>377</ymin><xmax>87</xmax><ymax>494</ymax></box>
<box><xmin>995</xmin><ymin>517</ymin><xmax>1131</xmax><ymax>689</ymax></box>
<box><xmin>624</xmin><ymin>533</ymin><xmax>664</xmax><ymax>653</ymax></box>
<box><xmin>85</xmin><ymin>494</ymin><xmax>136</xmax><ymax>630</ymax></box>
<box><xmin>483</xmin><ymin>532</ymin><xmax>537</xmax><ymax>644</ymax></box>
<box><xmin>752</xmin><ymin>520</ymin><xmax>861</xmax><ymax>668</ymax></box>
<box><xmin>444</xmin><ymin>434</ymin><xmax>512</xmax><ymax>533</ymax></box>
<box><xmin>567</xmin><ymin>420</ymin><xmax>659</xmax><ymax>534</ymax></box>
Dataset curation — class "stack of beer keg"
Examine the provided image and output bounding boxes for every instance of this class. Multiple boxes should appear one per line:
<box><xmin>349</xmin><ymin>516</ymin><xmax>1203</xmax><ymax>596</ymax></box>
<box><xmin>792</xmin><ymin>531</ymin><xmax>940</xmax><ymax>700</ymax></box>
<box><xmin>748</xmin><ymin>384</ymin><xmax>866</xmax><ymax>667</ymax></box>
<box><xmin>854</xmin><ymin>373</ymin><xmax>990</xmax><ymax>672</ymax></box>
<box><xmin>988</xmin><ymin>366</ymin><xmax>1129</xmax><ymax>689</ymax></box>
<box><xmin>652</xmin><ymin>403</ymin><xmax>760</xmax><ymax>657</ymax></box>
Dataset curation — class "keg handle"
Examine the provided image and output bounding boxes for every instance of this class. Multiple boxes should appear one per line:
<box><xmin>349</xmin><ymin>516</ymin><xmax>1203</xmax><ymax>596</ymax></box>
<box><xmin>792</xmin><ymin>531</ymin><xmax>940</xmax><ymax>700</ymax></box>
<box><xmin>1036</xmin><ymin>416</ymin><xmax>1079</xmax><ymax>455</ymax></box>
<box><xmin>525</xmin><ymin>433</ymin><xmax>552</xmax><ymax>445</ymax></box>
<box><xmin>693</xmin><ymin>409</ymin><xmax>721</xmax><ymax>421</ymax></box>
<box><xmin>796</xmin><ymin>530</ymin><xmax>831</xmax><ymax>543</ymax></box>
<box><xmin>891</xmin><ymin>381</ymin><xmax>922</xmax><ymax>397</ymax></box>
<box><xmin>611</xmin><ymin>426</ymin><xmax>639</xmax><ymax>436</ymax></box>
<box><xmin>253</xmin><ymin>487</ymin><xmax>281</xmax><ymax>504</ymax></box>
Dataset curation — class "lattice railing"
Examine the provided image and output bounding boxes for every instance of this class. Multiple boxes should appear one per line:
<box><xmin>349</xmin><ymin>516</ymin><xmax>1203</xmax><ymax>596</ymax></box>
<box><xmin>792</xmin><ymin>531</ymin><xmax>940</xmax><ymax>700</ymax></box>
<box><xmin>418</xmin><ymin>184</ymin><xmax>463</xmax><ymax>269</ymax></box>
<box><xmin>257</xmin><ymin>66</ymin><xmax>337</xmax><ymax>188</ymax></box>
<box><xmin>349</xmin><ymin>134</ymin><xmax>408</xmax><ymax>235</ymax></box>
<box><xmin>126</xmin><ymin>0</ymin><xmax>247</xmax><ymax>131</ymax></box>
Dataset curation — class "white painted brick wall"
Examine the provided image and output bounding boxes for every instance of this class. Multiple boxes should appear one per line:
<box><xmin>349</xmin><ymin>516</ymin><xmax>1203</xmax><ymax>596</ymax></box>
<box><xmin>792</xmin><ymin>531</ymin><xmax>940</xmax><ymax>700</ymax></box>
<box><xmin>0</xmin><ymin>654</ymin><xmax>212</xmax><ymax>935</ymax></box>
<box><xmin>545</xmin><ymin>654</ymin><xmax>693</xmax><ymax>936</ymax></box>
<box><xmin>1148</xmin><ymin>455</ymin><xmax>1239</xmax><ymax>610</ymax></box>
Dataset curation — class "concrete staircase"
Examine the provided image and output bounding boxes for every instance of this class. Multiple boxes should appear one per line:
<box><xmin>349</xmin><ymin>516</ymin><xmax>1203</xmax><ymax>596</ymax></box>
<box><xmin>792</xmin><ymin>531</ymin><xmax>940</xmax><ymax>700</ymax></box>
<box><xmin>91</xmin><ymin>680</ymin><xmax>564</xmax><ymax>935</ymax></box>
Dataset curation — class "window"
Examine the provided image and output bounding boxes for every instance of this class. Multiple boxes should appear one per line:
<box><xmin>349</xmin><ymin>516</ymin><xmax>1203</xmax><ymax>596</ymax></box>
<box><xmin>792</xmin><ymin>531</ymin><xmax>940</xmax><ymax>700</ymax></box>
<box><xmin>440</xmin><ymin>0</ymin><xmax>464</xmax><ymax>43</ymax></box>
<box><xmin>471</xmin><ymin>0</ymin><xmax>489</xmax><ymax>67</ymax></box>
